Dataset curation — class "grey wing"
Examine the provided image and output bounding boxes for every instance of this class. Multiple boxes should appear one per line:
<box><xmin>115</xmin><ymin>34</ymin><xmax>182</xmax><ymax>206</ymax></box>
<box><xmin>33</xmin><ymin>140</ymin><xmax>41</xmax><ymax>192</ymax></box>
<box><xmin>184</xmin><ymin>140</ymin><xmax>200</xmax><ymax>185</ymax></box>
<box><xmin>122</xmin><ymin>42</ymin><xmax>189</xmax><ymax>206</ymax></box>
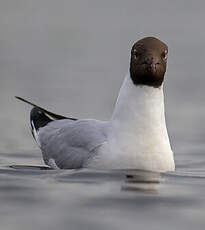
<box><xmin>38</xmin><ymin>119</ymin><xmax>108</xmax><ymax>169</ymax></box>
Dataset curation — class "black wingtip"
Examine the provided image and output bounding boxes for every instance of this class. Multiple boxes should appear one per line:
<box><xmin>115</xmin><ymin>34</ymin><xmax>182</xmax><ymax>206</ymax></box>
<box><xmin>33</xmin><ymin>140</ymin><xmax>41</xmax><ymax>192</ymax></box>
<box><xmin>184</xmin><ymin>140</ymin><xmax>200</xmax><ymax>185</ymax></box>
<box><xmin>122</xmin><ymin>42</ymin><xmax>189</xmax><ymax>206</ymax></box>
<box><xmin>15</xmin><ymin>96</ymin><xmax>77</xmax><ymax>121</ymax></box>
<box><xmin>15</xmin><ymin>96</ymin><xmax>25</xmax><ymax>101</ymax></box>
<box><xmin>15</xmin><ymin>96</ymin><xmax>38</xmax><ymax>107</ymax></box>
<box><xmin>30</xmin><ymin>107</ymin><xmax>53</xmax><ymax>131</ymax></box>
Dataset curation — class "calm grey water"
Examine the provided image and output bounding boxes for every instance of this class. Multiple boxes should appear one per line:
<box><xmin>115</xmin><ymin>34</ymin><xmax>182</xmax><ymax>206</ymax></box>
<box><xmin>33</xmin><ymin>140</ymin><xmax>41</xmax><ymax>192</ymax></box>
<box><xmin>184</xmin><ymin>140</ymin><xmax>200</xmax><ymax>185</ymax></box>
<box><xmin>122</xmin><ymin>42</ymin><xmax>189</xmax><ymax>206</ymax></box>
<box><xmin>1</xmin><ymin>1</ymin><xmax>205</xmax><ymax>229</ymax></box>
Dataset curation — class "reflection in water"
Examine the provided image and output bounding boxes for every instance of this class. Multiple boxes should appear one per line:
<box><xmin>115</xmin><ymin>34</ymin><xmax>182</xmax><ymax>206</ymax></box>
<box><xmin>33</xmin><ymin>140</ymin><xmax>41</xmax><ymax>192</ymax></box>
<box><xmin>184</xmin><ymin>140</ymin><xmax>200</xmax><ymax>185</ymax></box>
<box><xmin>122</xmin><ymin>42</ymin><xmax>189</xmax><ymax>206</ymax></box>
<box><xmin>0</xmin><ymin>160</ymin><xmax>205</xmax><ymax>230</ymax></box>
<box><xmin>10</xmin><ymin>165</ymin><xmax>51</xmax><ymax>170</ymax></box>
<box><xmin>8</xmin><ymin>165</ymin><xmax>162</xmax><ymax>193</ymax></box>
<box><xmin>122</xmin><ymin>170</ymin><xmax>162</xmax><ymax>193</ymax></box>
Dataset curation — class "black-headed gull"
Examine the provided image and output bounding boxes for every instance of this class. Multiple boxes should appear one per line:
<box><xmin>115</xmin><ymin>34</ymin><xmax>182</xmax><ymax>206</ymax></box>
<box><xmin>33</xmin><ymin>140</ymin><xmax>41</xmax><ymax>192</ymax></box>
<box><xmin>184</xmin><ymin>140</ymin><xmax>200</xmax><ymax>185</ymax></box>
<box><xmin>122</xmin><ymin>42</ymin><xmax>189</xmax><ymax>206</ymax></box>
<box><xmin>16</xmin><ymin>37</ymin><xmax>175</xmax><ymax>172</ymax></box>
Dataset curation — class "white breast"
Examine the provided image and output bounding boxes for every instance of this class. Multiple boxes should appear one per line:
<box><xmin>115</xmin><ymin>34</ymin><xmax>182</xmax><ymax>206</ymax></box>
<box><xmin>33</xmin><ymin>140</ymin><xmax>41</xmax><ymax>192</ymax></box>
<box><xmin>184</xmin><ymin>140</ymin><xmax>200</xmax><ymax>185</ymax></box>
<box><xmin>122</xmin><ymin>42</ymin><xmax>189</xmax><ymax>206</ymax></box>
<box><xmin>89</xmin><ymin>73</ymin><xmax>175</xmax><ymax>172</ymax></box>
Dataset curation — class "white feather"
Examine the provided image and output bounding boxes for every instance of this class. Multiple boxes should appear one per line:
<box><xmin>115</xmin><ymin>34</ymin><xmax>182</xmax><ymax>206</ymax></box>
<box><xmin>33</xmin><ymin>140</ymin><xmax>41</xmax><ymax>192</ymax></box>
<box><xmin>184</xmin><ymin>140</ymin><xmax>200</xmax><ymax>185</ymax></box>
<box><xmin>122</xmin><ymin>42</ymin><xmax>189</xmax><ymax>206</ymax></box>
<box><xmin>88</xmin><ymin>72</ymin><xmax>175</xmax><ymax>172</ymax></box>
<box><xmin>31</xmin><ymin>121</ymin><xmax>41</xmax><ymax>147</ymax></box>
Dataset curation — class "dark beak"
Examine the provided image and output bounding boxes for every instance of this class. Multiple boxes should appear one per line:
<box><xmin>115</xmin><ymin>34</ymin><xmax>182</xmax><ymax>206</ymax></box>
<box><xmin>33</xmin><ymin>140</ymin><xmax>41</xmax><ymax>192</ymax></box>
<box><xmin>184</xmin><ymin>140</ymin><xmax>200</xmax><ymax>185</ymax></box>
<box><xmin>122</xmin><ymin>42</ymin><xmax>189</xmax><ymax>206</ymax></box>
<box><xmin>143</xmin><ymin>58</ymin><xmax>157</xmax><ymax>73</ymax></box>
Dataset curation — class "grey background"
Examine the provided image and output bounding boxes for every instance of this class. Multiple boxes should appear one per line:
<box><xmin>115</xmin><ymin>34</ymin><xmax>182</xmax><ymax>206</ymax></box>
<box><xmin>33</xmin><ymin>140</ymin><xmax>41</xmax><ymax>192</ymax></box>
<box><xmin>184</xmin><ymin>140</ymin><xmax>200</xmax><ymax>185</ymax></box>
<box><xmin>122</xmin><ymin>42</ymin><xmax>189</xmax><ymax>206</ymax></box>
<box><xmin>1</xmin><ymin>0</ymin><xmax>205</xmax><ymax>157</ymax></box>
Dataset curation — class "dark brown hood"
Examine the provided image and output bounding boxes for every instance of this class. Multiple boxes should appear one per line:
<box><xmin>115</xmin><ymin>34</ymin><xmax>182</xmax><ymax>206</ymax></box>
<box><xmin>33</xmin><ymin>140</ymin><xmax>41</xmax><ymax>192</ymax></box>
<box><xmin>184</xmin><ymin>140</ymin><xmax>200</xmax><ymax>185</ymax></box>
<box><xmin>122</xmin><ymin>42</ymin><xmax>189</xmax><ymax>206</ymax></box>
<box><xmin>130</xmin><ymin>37</ymin><xmax>168</xmax><ymax>88</ymax></box>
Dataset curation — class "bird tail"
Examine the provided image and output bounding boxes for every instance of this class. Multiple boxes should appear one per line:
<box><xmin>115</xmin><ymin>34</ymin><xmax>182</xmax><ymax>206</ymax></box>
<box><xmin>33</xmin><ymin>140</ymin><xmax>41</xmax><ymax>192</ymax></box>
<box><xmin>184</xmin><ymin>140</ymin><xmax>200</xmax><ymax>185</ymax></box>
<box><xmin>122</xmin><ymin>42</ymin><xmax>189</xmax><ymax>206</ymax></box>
<box><xmin>15</xmin><ymin>96</ymin><xmax>77</xmax><ymax>145</ymax></box>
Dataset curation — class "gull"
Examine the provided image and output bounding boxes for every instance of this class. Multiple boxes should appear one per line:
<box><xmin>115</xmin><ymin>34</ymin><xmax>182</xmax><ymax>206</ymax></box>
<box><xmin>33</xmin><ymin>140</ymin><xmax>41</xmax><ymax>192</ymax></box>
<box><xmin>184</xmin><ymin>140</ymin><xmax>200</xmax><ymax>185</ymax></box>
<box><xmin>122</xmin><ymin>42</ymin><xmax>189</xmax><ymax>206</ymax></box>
<box><xmin>16</xmin><ymin>37</ymin><xmax>175</xmax><ymax>172</ymax></box>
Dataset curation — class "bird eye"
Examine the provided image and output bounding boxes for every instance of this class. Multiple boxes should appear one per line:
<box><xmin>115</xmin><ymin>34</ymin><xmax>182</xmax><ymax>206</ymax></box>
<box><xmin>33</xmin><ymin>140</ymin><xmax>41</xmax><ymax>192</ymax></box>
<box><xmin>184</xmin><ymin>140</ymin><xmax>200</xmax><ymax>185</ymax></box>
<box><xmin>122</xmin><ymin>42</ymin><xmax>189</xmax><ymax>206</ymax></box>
<box><xmin>133</xmin><ymin>49</ymin><xmax>139</xmax><ymax>59</ymax></box>
<box><xmin>162</xmin><ymin>50</ymin><xmax>168</xmax><ymax>61</ymax></box>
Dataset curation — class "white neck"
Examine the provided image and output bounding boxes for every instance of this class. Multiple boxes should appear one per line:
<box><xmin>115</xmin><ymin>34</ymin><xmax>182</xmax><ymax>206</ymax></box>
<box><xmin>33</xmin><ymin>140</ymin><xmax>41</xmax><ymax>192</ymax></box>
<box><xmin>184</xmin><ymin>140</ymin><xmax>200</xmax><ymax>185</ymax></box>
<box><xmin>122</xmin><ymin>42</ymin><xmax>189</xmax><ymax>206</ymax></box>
<box><xmin>100</xmin><ymin>72</ymin><xmax>175</xmax><ymax>171</ymax></box>
<box><xmin>111</xmin><ymin>72</ymin><xmax>167</xmax><ymax>136</ymax></box>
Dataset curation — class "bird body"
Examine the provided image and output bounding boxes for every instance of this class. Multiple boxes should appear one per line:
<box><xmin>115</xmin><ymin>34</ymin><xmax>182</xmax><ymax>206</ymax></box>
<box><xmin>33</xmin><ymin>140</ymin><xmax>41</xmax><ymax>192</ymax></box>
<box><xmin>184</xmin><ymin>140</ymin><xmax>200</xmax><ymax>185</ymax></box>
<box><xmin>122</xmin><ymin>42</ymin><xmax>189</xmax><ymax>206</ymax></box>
<box><xmin>16</xmin><ymin>37</ymin><xmax>175</xmax><ymax>172</ymax></box>
<box><xmin>90</xmin><ymin>73</ymin><xmax>174</xmax><ymax>171</ymax></box>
